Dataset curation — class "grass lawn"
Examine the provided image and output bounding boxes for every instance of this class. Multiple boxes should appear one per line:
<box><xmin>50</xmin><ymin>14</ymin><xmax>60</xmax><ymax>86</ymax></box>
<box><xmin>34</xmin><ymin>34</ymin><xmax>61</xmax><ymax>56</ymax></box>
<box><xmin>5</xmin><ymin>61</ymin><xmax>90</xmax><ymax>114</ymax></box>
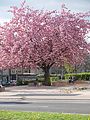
<box><xmin>0</xmin><ymin>111</ymin><xmax>90</xmax><ymax>120</ymax></box>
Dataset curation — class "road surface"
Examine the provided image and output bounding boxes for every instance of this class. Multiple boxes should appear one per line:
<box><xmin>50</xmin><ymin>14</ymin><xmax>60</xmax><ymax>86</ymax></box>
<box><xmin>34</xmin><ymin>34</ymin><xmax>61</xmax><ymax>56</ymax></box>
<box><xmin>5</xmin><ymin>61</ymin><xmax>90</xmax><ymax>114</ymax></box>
<box><xmin>0</xmin><ymin>99</ymin><xmax>90</xmax><ymax>114</ymax></box>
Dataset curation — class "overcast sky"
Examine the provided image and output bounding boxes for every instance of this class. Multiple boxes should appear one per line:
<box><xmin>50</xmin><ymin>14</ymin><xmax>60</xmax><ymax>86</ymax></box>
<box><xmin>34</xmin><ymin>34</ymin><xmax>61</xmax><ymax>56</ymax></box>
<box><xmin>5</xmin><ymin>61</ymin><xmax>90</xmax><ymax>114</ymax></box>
<box><xmin>0</xmin><ymin>0</ymin><xmax>90</xmax><ymax>41</ymax></box>
<box><xmin>0</xmin><ymin>0</ymin><xmax>90</xmax><ymax>23</ymax></box>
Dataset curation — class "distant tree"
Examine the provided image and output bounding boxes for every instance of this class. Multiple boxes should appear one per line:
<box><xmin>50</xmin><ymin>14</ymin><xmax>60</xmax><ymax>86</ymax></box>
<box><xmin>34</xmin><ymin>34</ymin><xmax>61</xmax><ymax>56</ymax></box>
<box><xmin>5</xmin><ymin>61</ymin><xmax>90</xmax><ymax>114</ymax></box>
<box><xmin>0</xmin><ymin>2</ymin><xmax>90</xmax><ymax>85</ymax></box>
<box><xmin>64</xmin><ymin>62</ymin><xmax>74</xmax><ymax>73</ymax></box>
<box><xmin>77</xmin><ymin>54</ymin><xmax>90</xmax><ymax>72</ymax></box>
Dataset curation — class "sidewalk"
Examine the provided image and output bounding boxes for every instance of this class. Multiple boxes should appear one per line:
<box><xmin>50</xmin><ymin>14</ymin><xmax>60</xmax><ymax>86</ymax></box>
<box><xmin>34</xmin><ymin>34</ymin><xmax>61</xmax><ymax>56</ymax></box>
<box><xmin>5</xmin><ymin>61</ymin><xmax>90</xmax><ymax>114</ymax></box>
<box><xmin>0</xmin><ymin>85</ymin><xmax>90</xmax><ymax>101</ymax></box>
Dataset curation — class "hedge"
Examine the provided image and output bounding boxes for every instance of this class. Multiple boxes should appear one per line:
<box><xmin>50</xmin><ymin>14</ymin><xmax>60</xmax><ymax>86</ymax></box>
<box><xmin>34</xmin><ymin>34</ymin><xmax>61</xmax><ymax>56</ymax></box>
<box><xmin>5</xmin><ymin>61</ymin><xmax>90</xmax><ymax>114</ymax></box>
<box><xmin>37</xmin><ymin>74</ymin><xmax>60</xmax><ymax>82</ymax></box>
<box><xmin>16</xmin><ymin>74</ymin><xmax>60</xmax><ymax>85</ymax></box>
<box><xmin>64</xmin><ymin>72</ymin><xmax>90</xmax><ymax>81</ymax></box>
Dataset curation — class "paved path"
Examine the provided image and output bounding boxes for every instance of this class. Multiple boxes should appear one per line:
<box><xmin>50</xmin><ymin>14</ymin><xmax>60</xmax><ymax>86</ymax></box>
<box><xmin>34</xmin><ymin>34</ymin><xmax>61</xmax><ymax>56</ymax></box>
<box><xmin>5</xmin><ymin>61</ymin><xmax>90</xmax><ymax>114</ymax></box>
<box><xmin>0</xmin><ymin>85</ymin><xmax>90</xmax><ymax>100</ymax></box>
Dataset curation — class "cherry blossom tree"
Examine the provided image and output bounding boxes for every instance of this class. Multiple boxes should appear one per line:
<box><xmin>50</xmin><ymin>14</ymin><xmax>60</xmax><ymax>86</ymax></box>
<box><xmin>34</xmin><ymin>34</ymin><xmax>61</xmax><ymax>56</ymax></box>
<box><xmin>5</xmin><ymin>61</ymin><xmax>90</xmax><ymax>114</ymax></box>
<box><xmin>0</xmin><ymin>2</ymin><xmax>90</xmax><ymax>85</ymax></box>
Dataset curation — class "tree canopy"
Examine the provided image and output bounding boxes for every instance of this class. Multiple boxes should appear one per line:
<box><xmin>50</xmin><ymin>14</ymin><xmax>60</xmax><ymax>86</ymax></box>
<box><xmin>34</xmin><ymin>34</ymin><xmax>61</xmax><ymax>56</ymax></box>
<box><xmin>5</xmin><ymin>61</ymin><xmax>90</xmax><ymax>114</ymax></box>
<box><xmin>0</xmin><ymin>2</ymin><xmax>90</xmax><ymax>85</ymax></box>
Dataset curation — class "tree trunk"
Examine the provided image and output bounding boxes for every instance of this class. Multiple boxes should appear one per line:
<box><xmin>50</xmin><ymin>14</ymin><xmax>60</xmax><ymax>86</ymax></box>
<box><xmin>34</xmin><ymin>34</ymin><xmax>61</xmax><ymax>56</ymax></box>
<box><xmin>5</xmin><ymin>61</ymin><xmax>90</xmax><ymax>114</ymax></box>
<box><xmin>43</xmin><ymin>67</ymin><xmax>51</xmax><ymax>86</ymax></box>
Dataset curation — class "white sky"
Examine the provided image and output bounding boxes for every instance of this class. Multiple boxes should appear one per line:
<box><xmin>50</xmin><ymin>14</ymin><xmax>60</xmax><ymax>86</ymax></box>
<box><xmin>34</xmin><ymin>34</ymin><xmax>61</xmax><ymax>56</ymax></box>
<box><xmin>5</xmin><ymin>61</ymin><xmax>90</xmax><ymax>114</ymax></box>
<box><xmin>0</xmin><ymin>0</ymin><xmax>90</xmax><ymax>42</ymax></box>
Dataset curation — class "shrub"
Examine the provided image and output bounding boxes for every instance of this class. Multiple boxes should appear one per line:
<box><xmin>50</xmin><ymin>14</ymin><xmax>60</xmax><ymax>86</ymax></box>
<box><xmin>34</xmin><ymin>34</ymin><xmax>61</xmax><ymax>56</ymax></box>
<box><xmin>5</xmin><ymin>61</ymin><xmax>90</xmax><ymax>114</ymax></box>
<box><xmin>16</xmin><ymin>79</ymin><xmax>23</xmax><ymax>85</ymax></box>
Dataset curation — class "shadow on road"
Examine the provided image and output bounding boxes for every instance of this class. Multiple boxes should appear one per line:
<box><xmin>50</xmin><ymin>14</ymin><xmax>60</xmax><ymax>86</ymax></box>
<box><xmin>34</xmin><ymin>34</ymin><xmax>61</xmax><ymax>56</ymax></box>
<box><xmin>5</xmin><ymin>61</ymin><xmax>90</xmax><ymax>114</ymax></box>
<box><xmin>0</xmin><ymin>101</ymin><xmax>30</xmax><ymax>104</ymax></box>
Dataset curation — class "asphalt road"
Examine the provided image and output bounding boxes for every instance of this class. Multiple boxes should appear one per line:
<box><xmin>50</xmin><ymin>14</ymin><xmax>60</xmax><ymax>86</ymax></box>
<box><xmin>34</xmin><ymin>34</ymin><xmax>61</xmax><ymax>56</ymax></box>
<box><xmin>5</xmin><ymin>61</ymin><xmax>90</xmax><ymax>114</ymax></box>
<box><xmin>0</xmin><ymin>99</ymin><xmax>90</xmax><ymax>114</ymax></box>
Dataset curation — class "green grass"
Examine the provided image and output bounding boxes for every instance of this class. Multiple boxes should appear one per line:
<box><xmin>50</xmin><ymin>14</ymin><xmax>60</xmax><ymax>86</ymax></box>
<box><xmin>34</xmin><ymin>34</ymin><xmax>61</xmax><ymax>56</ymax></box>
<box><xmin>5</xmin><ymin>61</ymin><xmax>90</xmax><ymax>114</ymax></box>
<box><xmin>0</xmin><ymin>111</ymin><xmax>90</xmax><ymax>120</ymax></box>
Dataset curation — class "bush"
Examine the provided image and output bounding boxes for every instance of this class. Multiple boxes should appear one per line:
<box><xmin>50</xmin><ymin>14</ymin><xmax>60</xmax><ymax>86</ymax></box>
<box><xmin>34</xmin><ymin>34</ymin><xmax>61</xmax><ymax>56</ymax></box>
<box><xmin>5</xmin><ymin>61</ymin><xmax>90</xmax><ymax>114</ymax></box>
<box><xmin>17</xmin><ymin>80</ymin><xmax>38</xmax><ymax>86</ymax></box>
<box><xmin>22</xmin><ymin>80</ymin><xmax>29</xmax><ymax>85</ymax></box>
<box><xmin>50</xmin><ymin>76</ymin><xmax>59</xmax><ymax>82</ymax></box>
<box><xmin>37</xmin><ymin>74</ymin><xmax>44</xmax><ymax>82</ymax></box>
